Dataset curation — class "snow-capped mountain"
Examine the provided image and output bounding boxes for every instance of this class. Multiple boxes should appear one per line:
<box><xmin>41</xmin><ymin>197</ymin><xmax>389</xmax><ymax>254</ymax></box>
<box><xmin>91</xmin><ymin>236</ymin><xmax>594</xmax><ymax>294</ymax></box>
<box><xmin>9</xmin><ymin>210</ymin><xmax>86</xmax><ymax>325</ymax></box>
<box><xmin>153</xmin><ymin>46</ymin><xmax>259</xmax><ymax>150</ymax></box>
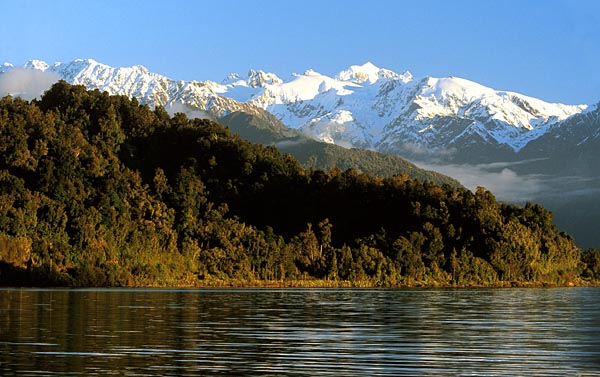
<box><xmin>0</xmin><ymin>59</ymin><xmax>285</xmax><ymax>127</ymax></box>
<box><xmin>0</xmin><ymin>59</ymin><xmax>589</xmax><ymax>160</ymax></box>
<box><xmin>519</xmin><ymin>102</ymin><xmax>600</xmax><ymax>173</ymax></box>
<box><xmin>216</xmin><ymin>62</ymin><xmax>585</xmax><ymax>157</ymax></box>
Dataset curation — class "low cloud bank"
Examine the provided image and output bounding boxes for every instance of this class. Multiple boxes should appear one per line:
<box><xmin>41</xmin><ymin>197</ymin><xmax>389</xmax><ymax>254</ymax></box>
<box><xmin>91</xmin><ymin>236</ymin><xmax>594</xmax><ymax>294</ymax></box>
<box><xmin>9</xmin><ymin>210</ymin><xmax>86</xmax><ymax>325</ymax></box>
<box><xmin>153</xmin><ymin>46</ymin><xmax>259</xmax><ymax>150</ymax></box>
<box><xmin>0</xmin><ymin>68</ymin><xmax>59</xmax><ymax>100</ymax></box>
<box><xmin>414</xmin><ymin>160</ymin><xmax>546</xmax><ymax>203</ymax></box>
<box><xmin>166</xmin><ymin>102</ymin><xmax>215</xmax><ymax>120</ymax></box>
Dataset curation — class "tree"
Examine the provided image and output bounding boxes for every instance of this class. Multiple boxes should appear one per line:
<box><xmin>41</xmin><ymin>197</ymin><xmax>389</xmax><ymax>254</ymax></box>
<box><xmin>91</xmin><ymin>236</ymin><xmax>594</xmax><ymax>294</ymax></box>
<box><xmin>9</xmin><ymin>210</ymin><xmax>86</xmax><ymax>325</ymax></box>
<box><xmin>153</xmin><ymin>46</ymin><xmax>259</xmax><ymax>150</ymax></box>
<box><xmin>582</xmin><ymin>248</ymin><xmax>600</xmax><ymax>280</ymax></box>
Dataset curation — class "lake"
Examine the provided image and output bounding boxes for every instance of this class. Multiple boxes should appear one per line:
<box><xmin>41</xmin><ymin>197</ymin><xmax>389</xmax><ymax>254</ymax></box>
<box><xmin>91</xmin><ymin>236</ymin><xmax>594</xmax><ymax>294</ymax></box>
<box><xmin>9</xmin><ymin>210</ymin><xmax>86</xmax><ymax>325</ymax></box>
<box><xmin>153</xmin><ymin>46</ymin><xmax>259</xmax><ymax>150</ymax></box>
<box><xmin>1</xmin><ymin>288</ymin><xmax>599</xmax><ymax>376</ymax></box>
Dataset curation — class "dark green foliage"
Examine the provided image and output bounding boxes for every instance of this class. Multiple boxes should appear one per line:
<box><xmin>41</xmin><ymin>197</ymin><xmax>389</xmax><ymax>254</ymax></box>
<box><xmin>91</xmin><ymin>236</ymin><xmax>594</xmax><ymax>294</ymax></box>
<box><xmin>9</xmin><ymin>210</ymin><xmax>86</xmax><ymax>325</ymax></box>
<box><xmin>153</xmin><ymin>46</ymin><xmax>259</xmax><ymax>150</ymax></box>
<box><xmin>0</xmin><ymin>82</ymin><xmax>589</xmax><ymax>287</ymax></box>
<box><xmin>279</xmin><ymin>139</ymin><xmax>461</xmax><ymax>186</ymax></box>
<box><xmin>582</xmin><ymin>248</ymin><xmax>600</xmax><ymax>280</ymax></box>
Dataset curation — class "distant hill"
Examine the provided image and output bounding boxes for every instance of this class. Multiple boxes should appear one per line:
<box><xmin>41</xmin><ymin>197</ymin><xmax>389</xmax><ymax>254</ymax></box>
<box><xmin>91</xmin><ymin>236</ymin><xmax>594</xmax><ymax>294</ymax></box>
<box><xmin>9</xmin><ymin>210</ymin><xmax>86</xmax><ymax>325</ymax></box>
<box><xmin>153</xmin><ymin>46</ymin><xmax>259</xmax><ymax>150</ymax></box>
<box><xmin>218</xmin><ymin>111</ymin><xmax>461</xmax><ymax>186</ymax></box>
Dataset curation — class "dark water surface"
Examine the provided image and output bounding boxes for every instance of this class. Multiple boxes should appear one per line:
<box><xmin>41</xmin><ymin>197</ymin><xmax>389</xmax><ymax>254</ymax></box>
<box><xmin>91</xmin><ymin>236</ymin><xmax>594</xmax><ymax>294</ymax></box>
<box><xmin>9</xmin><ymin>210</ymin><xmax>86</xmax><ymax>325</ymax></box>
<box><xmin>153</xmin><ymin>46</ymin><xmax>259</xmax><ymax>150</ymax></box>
<box><xmin>1</xmin><ymin>288</ymin><xmax>599</xmax><ymax>376</ymax></box>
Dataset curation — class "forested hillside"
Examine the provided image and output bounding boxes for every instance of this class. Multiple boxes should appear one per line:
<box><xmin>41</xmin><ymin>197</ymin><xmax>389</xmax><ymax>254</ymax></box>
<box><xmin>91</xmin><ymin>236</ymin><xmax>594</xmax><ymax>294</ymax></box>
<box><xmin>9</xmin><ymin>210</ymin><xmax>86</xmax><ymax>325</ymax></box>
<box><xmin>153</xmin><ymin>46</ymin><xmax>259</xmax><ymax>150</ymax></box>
<box><xmin>216</xmin><ymin>111</ymin><xmax>461</xmax><ymax>186</ymax></box>
<box><xmin>0</xmin><ymin>82</ymin><xmax>598</xmax><ymax>287</ymax></box>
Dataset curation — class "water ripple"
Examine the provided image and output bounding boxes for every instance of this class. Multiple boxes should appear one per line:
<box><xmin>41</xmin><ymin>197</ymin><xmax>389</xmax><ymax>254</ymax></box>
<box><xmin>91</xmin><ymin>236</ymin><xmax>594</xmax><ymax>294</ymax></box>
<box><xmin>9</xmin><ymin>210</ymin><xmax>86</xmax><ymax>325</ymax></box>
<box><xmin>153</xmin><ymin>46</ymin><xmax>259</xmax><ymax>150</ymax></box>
<box><xmin>0</xmin><ymin>288</ymin><xmax>599</xmax><ymax>376</ymax></box>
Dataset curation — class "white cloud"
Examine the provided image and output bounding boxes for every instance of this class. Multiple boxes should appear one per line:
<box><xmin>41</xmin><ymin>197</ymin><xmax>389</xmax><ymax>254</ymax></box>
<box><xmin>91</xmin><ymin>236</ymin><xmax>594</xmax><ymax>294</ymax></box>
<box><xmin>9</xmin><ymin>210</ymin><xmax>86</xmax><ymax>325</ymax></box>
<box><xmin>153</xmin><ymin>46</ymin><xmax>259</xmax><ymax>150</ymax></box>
<box><xmin>166</xmin><ymin>102</ymin><xmax>215</xmax><ymax>120</ymax></box>
<box><xmin>0</xmin><ymin>67</ymin><xmax>59</xmax><ymax>100</ymax></box>
<box><xmin>398</xmin><ymin>142</ymin><xmax>456</xmax><ymax>158</ymax></box>
<box><xmin>274</xmin><ymin>139</ymin><xmax>307</xmax><ymax>148</ymax></box>
<box><xmin>414</xmin><ymin>160</ymin><xmax>546</xmax><ymax>203</ymax></box>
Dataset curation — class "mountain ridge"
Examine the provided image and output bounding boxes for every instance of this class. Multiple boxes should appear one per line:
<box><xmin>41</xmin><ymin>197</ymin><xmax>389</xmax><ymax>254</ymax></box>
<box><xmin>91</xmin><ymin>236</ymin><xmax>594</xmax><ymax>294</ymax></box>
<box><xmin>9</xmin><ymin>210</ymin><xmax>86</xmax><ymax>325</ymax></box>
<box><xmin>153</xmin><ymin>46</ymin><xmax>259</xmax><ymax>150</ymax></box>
<box><xmin>214</xmin><ymin>61</ymin><xmax>587</xmax><ymax>157</ymax></box>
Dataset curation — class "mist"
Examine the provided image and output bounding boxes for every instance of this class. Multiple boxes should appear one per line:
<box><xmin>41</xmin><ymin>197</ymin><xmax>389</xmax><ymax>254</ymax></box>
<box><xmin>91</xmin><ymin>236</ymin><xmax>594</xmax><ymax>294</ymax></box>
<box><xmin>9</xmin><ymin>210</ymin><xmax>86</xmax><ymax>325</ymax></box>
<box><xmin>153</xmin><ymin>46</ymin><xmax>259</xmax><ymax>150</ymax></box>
<box><xmin>274</xmin><ymin>139</ymin><xmax>308</xmax><ymax>148</ymax></box>
<box><xmin>0</xmin><ymin>68</ymin><xmax>59</xmax><ymax>100</ymax></box>
<box><xmin>414</xmin><ymin>160</ymin><xmax>547</xmax><ymax>203</ymax></box>
<box><xmin>166</xmin><ymin>102</ymin><xmax>215</xmax><ymax>121</ymax></box>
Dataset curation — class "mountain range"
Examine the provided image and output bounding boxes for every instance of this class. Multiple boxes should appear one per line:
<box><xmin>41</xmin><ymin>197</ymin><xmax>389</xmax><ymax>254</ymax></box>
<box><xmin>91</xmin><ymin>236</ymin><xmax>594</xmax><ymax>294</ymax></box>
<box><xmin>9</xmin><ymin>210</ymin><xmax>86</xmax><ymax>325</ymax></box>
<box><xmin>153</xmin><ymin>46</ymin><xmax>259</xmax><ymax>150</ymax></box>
<box><xmin>1</xmin><ymin>58</ymin><xmax>599</xmax><ymax>248</ymax></box>
<box><xmin>4</xmin><ymin>59</ymin><xmax>591</xmax><ymax>159</ymax></box>
<box><xmin>3</xmin><ymin>58</ymin><xmax>596</xmax><ymax>158</ymax></box>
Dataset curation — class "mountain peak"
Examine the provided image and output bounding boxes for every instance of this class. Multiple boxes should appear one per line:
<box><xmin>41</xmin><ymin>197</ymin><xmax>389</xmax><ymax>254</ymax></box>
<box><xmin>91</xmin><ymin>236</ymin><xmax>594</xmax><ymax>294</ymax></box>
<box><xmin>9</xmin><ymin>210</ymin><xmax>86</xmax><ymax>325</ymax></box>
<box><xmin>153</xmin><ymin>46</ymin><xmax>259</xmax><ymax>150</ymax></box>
<box><xmin>6</xmin><ymin>57</ymin><xmax>589</xmax><ymax>158</ymax></box>
<box><xmin>351</xmin><ymin>61</ymin><xmax>381</xmax><ymax>72</ymax></box>
<box><xmin>336</xmin><ymin>62</ymin><xmax>403</xmax><ymax>84</ymax></box>
<box><xmin>72</xmin><ymin>58</ymin><xmax>99</xmax><ymax>65</ymax></box>
<box><xmin>303</xmin><ymin>69</ymin><xmax>321</xmax><ymax>76</ymax></box>
<box><xmin>222</xmin><ymin>73</ymin><xmax>243</xmax><ymax>85</ymax></box>
<box><xmin>24</xmin><ymin>59</ymin><xmax>49</xmax><ymax>71</ymax></box>
<box><xmin>1</xmin><ymin>62</ymin><xmax>14</xmax><ymax>71</ymax></box>
<box><xmin>247</xmin><ymin>69</ymin><xmax>282</xmax><ymax>88</ymax></box>
<box><xmin>131</xmin><ymin>64</ymin><xmax>150</xmax><ymax>74</ymax></box>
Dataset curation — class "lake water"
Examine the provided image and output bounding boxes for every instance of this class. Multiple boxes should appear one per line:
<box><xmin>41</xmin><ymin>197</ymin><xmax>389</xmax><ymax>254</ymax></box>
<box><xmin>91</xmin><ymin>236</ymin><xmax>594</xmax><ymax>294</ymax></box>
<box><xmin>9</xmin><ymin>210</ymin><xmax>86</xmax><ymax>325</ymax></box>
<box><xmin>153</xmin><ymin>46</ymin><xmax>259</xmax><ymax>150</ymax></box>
<box><xmin>1</xmin><ymin>288</ymin><xmax>599</xmax><ymax>376</ymax></box>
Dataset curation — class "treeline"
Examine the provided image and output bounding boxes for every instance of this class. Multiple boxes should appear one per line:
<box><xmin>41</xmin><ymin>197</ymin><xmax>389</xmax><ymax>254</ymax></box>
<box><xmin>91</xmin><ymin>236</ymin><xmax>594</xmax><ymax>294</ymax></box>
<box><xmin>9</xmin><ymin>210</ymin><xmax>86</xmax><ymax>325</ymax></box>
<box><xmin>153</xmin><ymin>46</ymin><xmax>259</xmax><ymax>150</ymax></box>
<box><xmin>0</xmin><ymin>81</ymin><xmax>598</xmax><ymax>287</ymax></box>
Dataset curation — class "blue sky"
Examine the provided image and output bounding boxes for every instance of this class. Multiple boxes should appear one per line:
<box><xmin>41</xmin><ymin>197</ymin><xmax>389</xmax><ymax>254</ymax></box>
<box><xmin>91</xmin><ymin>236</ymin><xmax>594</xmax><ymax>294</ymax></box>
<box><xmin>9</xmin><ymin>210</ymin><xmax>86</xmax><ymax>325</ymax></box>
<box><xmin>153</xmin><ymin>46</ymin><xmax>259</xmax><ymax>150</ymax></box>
<box><xmin>2</xmin><ymin>0</ymin><xmax>599</xmax><ymax>104</ymax></box>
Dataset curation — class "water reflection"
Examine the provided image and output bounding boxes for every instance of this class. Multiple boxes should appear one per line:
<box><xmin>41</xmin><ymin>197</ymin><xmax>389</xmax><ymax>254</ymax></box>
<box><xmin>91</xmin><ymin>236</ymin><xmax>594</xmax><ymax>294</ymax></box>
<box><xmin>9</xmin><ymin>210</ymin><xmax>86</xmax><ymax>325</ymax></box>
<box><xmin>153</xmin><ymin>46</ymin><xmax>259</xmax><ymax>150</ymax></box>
<box><xmin>1</xmin><ymin>288</ymin><xmax>599</xmax><ymax>376</ymax></box>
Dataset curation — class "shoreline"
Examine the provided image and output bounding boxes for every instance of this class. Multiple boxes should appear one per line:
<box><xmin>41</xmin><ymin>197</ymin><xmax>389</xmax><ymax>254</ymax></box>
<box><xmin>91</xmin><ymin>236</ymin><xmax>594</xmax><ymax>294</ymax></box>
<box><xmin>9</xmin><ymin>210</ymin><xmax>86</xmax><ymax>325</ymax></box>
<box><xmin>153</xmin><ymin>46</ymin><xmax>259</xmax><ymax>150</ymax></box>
<box><xmin>3</xmin><ymin>279</ymin><xmax>598</xmax><ymax>289</ymax></box>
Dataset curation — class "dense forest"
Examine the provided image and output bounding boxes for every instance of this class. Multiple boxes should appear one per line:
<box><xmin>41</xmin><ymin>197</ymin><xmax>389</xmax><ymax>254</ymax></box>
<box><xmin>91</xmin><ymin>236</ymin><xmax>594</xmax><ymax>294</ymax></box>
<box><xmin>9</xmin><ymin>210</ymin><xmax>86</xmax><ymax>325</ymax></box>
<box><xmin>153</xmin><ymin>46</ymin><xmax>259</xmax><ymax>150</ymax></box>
<box><xmin>0</xmin><ymin>81</ymin><xmax>599</xmax><ymax>287</ymax></box>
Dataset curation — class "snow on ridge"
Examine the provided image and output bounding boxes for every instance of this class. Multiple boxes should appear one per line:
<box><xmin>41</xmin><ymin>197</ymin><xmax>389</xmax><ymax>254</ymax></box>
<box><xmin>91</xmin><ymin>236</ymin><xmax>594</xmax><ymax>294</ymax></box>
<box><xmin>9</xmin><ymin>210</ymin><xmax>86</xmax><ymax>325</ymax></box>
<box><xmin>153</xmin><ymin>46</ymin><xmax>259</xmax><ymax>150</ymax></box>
<box><xmin>422</xmin><ymin>76</ymin><xmax>496</xmax><ymax>101</ymax></box>
<box><xmin>199</xmin><ymin>62</ymin><xmax>589</xmax><ymax>152</ymax></box>
<box><xmin>246</xmin><ymin>69</ymin><xmax>283</xmax><ymax>88</ymax></box>
<box><xmin>337</xmin><ymin>62</ymin><xmax>397</xmax><ymax>84</ymax></box>
<box><xmin>24</xmin><ymin>59</ymin><xmax>50</xmax><ymax>71</ymax></box>
<box><xmin>222</xmin><ymin>73</ymin><xmax>243</xmax><ymax>85</ymax></box>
